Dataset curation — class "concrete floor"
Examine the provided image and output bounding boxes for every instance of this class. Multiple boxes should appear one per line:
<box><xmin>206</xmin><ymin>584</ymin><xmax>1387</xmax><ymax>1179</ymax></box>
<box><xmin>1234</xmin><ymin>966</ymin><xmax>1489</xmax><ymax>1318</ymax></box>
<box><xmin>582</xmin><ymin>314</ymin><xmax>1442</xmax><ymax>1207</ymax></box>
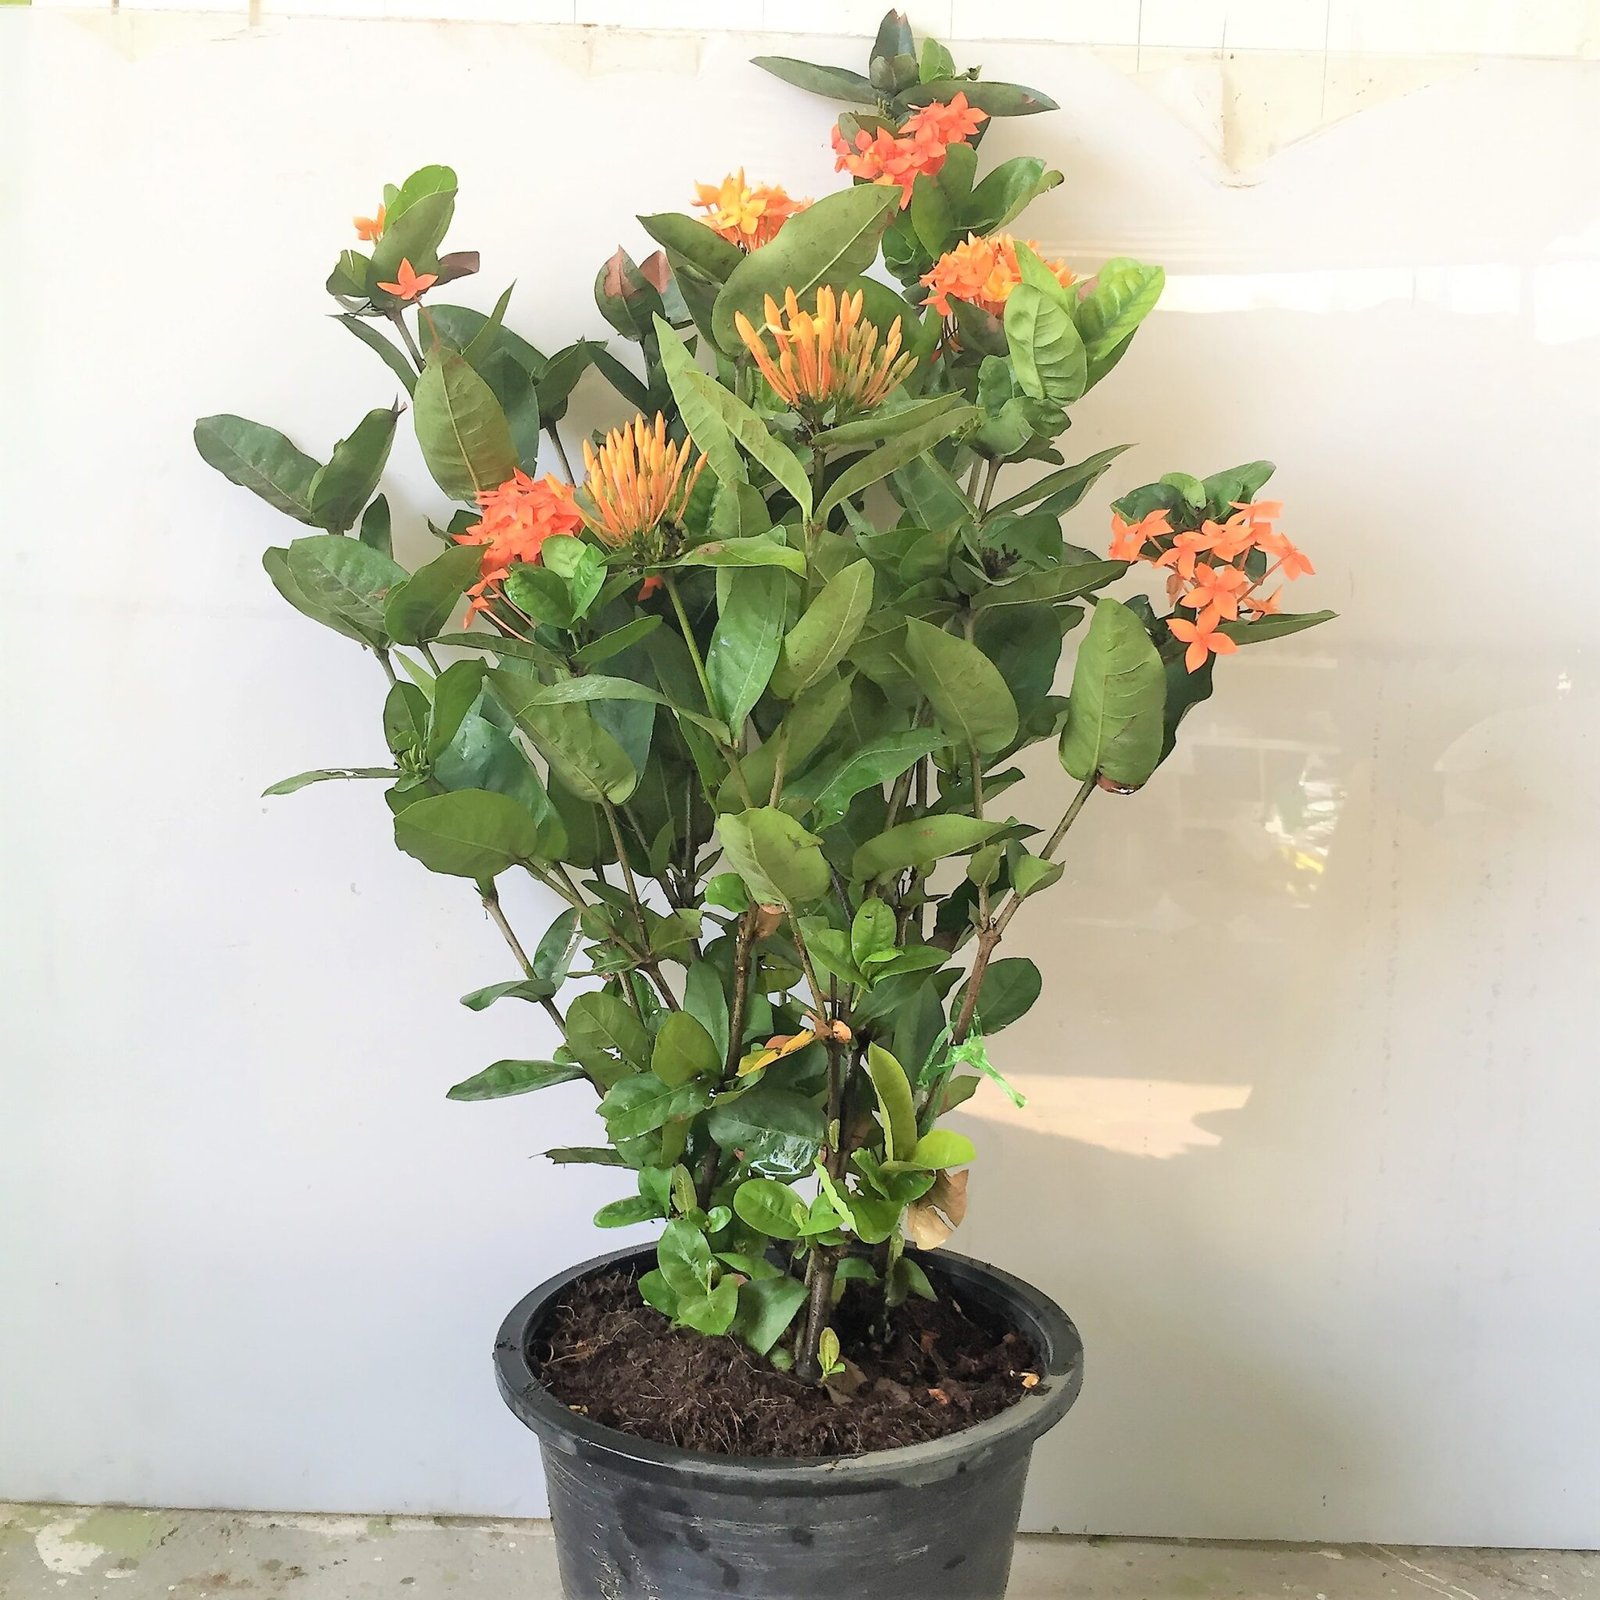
<box><xmin>0</xmin><ymin>1503</ymin><xmax>1593</xmax><ymax>1599</ymax></box>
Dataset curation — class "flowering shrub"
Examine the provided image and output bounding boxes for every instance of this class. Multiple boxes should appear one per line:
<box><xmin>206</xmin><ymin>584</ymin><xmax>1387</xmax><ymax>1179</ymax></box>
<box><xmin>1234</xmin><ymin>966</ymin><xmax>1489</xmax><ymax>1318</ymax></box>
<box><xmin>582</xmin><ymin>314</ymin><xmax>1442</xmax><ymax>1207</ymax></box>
<box><xmin>194</xmin><ymin>12</ymin><xmax>1332</xmax><ymax>1383</ymax></box>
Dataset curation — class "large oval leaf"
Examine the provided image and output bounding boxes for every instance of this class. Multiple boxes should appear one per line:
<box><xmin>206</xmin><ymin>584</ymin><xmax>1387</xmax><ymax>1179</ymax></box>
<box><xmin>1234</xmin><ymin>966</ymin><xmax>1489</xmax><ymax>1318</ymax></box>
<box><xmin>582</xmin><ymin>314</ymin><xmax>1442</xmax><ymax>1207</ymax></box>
<box><xmin>651</xmin><ymin>1011</ymin><xmax>721</xmax><ymax>1088</ymax></box>
<box><xmin>446</xmin><ymin>1060</ymin><xmax>584</xmax><ymax>1101</ymax></box>
<box><xmin>393</xmin><ymin>788</ymin><xmax>546</xmax><ymax>878</ymax></box>
<box><xmin>308</xmin><ymin>405</ymin><xmax>400</xmax><ymax>533</ymax></box>
<box><xmin>771</xmin><ymin>559</ymin><xmax>874</xmax><ymax>698</ymax></box>
<box><xmin>712</xmin><ymin>184</ymin><xmax>900</xmax><ymax>352</ymax></box>
<box><xmin>953</xmin><ymin>956</ymin><xmax>1041</xmax><ymax>1035</ymax></box>
<box><xmin>904</xmin><ymin>617</ymin><xmax>1018</xmax><ymax>754</ymax></box>
<box><xmin>719</xmin><ymin>807</ymin><xmax>830</xmax><ymax>906</ymax></box>
<box><xmin>384</xmin><ymin>543</ymin><xmax>482</xmax><ymax>646</ymax></box>
<box><xmin>194</xmin><ymin>414</ymin><xmax>319</xmax><ymax>523</ymax></box>
<box><xmin>489</xmin><ymin>668</ymin><xmax>639</xmax><ymax>805</ymax></box>
<box><xmin>707</xmin><ymin>1085</ymin><xmax>826</xmax><ymax>1180</ymax></box>
<box><xmin>1059</xmin><ymin>597</ymin><xmax>1166</xmax><ymax>790</ymax></box>
<box><xmin>852</xmin><ymin>815</ymin><xmax>1006</xmax><ymax>880</ymax></box>
<box><xmin>283</xmin><ymin>534</ymin><xmax>405</xmax><ymax>649</ymax></box>
<box><xmin>1074</xmin><ymin>258</ymin><xmax>1165</xmax><ymax>365</ymax></box>
<box><xmin>413</xmin><ymin>348</ymin><xmax>517</xmax><ymax>502</ymax></box>
<box><xmin>1004</xmin><ymin>285</ymin><xmax>1087</xmax><ymax>404</ymax></box>
<box><xmin>707</xmin><ymin>567</ymin><xmax>786</xmax><ymax>731</ymax></box>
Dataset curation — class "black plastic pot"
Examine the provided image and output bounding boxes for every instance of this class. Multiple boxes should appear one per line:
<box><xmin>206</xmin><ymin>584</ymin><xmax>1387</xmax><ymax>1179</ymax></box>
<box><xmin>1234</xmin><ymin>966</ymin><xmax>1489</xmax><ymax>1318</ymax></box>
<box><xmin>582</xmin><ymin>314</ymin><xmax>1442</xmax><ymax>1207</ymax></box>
<box><xmin>494</xmin><ymin>1243</ymin><xmax>1083</xmax><ymax>1599</ymax></box>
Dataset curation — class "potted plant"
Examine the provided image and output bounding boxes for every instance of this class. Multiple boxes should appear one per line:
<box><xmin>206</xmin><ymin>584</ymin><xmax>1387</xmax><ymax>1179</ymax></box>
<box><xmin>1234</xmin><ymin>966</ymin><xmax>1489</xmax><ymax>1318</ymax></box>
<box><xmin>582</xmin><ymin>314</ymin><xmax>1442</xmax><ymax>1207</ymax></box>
<box><xmin>195</xmin><ymin>13</ymin><xmax>1332</xmax><ymax>1597</ymax></box>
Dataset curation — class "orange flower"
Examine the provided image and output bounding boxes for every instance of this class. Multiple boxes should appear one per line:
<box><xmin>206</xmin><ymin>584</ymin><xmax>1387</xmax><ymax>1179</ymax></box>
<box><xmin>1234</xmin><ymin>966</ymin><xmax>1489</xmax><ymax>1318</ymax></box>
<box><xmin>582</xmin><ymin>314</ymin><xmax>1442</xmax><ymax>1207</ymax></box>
<box><xmin>1153</xmin><ymin>529</ymin><xmax>1214</xmax><ymax>582</ymax></box>
<box><xmin>920</xmin><ymin>233</ymin><xmax>1076</xmax><ymax>318</ymax></box>
<box><xmin>1202</xmin><ymin>513</ymin><xmax>1256</xmax><ymax>562</ymax></box>
<box><xmin>1110</xmin><ymin>508</ymin><xmax>1171</xmax><ymax>561</ymax></box>
<box><xmin>1168</xmin><ymin>615</ymin><xmax>1239</xmax><ymax>673</ymax></box>
<box><xmin>735</xmin><ymin>285</ymin><xmax>916</xmax><ymax>414</ymax></box>
<box><xmin>1243</xmin><ymin>587</ymin><xmax>1282</xmax><ymax>617</ymax></box>
<box><xmin>580</xmin><ymin>413</ymin><xmax>707</xmax><ymax>549</ymax></box>
<box><xmin>831</xmin><ymin>125</ymin><xmax>945</xmax><ymax>206</ymax></box>
<box><xmin>693</xmin><ymin>171</ymin><xmax>808</xmax><ymax>250</ymax></box>
<box><xmin>901</xmin><ymin>91</ymin><xmax>987</xmax><ymax>147</ymax></box>
<box><xmin>1178</xmin><ymin>561</ymin><xmax>1251</xmax><ymax>626</ymax></box>
<box><xmin>376</xmin><ymin>258</ymin><xmax>437</xmax><ymax>301</ymax></box>
<box><xmin>354</xmin><ymin>204</ymin><xmax>386</xmax><ymax>242</ymax></box>
<box><xmin>453</xmin><ymin>471</ymin><xmax>584</xmax><ymax>619</ymax></box>
<box><xmin>638</xmin><ymin>575</ymin><xmax>665</xmax><ymax>600</ymax></box>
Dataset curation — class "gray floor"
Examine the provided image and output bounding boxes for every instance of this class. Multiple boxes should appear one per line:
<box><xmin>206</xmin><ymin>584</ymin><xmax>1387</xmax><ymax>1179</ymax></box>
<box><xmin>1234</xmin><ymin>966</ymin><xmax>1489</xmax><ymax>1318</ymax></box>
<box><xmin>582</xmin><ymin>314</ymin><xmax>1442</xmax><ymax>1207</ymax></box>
<box><xmin>0</xmin><ymin>1503</ymin><xmax>1593</xmax><ymax>1598</ymax></box>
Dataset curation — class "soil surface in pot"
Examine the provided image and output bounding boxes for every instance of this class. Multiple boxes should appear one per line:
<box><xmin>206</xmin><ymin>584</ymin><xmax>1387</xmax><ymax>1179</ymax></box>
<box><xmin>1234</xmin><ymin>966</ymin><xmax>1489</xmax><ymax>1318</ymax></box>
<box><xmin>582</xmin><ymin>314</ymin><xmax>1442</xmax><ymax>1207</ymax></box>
<box><xmin>534</xmin><ymin>1269</ymin><xmax>1041</xmax><ymax>1457</ymax></box>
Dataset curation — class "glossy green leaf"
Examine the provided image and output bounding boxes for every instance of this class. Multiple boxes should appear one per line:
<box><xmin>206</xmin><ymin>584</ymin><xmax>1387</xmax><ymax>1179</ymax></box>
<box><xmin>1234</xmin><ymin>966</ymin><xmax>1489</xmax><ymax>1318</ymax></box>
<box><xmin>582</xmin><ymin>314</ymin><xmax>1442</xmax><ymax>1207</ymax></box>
<box><xmin>964</xmin><ymin>157</ymin><xmax>1063</xmax><ymax>234</ymax></box>
<box><xmin>307</xmin><ymin>405</ymin><xmax>399</xmax><ymax>533</ymax></box>
<box><xmin>866</xmin><ymin>1043</ymin><xmax>917</xmax><ymax>1164</ymax></box>
<box><xmin>384</xmin><ymin>543</ymin><xmax>482</xmax><ymax>646</ymax></box>
<box><xmin>905</xmin><ymin>1128</ymin><xmax>976</xmax><ymax>1170</ymax></box>
<box><xmin>816</xmin><ymin>407</ymin><xmax>979</xmax><ymax>519</ymax></box>
<box><xmin>719</xmin><ymin>807</ymin><xmax>830</xmax><ymax>905</ymax></box>
<box><xmin>970</xmin><ymin>560</ymin><xmax>1126</xmax><ymax>612</ymax></box>
<box><xmin>732</xmin><ymin>1176</ymin><xmax>806</xmax><ymax>1240</ymax></box>
<box><xmin>771</xmin><ymin>559</ymin><xmax>874</xmax><ymax>698</ymax></box>
<box><xmin>712</xmin><ymin>184</ymin><xmax>900</xmax><ymax>352</ymax></box>
<box><xmin>359</xmin><ymin>495</ymin><xmax>393</xmax><ymax>557</ymax></box>
<box><xmin>1004</xmin><ymin>284</ymin><xmax>1088</xmax><ymax>404</ymax></box>
<box><xmin>810</xmin><ymin>393</ymin><xmax>968</xmax><ymax>453</ymax></box>
<box><xmin>676</xmin><ymin>536</ymin><xmax>804</xmax><ymax>575</ymax></box>
<box><xmin>489</xmin><ymin>668</ymin><xmax>639</xmax><ymax>804</ymax></box>
<box><xmin>652</xmin><ymin>1011</ymin><xmax>721</xmax><ymax>1087</ymax></box>
<box><xmin>904</xmin><ymin>617</ymin><xmax>1018</xmax><ymax>754</ymax></box>
<box><xmin>413</xmin><ymin>348</ymin><xmax>517</xmax><ymax>502</ymax></box>
<box><xmin>676</xmin><ymin>1277</ymin><xmax>741</xmax><ymax>1336</ymax></box>
<box><xmin>1218</xmin><ymin>609</ymin><xmax>1338</xmax><ymax>645</ymax></box>
<box><xmin>708</xmin><ymin>1085</ymin><xmax>826</xmax><ymax>1180</ymax></box>
<box><xmin>446</xmin><ymin>1059</ymin><xmax>584</xmax><ymax>1101</ymax></box>
<box><xmin>1075</xmin><ymin>258</ymin><xmax>1165</xmax><ymax>365</ymax></box>
<box><xmin>954</xmin><ymin>956</ymin><xmax>1041</xmax><ymax>1034</ymax></box>
<box><xmin>335</xmin><ymin>316</ymin><xmax>419</xmax><ymax>395</ymax></box>
<box><xmin>732</xmin><ymin>1275</ymin><xmax>808</xmax><ymax>1354</ymax></box>
<box><xmin>853</xmin><ymin>814</ymin><xmax>1006</xmax><ymax>880</ymax></box>
<box><xmin>194</xmin><ymin>414</ymin><xmax>320</xmax><ymax>523</ymax></box>
<box><xmin>789</xmin><ymin>729</ymin><xmax>945</xmax><ymax>830</ymax></box>
<box><xmin>638</xmin><ymin>212</ymin><xmax>744</xmax><ymax>283</ymax></box>
<box><xmin>707</xmin><ymin>567</ymin><xmax>786</xmax><ymax>731</ymax></box>
<box><xmin>902</xmin><ymin>78</ymin><xmax>1058</xmax><ymax>115</ymax></box>
<box><xmin>1059</xmin><ymin>597</ymin><xmax>1166</xmax><ymax>790</ymax></box>
<box><xmin>988</xmin><ymin>443</ymin><xmax>1132</xmax><ymax>519</ymax></box>
<box><xmin>749</xmin><ymin>55</ymin><xmax>876</xmax><ymax>103</ymax></box>
<box><xmin>393</xmin><ymin>788</ymin><xmax>546</xmax><ymax>878</ymax></box>
<box><xmin>567</xmin><ymin>991</ymin><xmax>651</xmax><ymax>1078</ymax></box>
<box><xmin>283</xmin><ymin>534</ymin><xmax>405</xmax><ymax>648</ymax></box>
<box><xmin>262</xmin><ymin>766</ymin><xmax>395</xmax><ymax>797</ymax></box>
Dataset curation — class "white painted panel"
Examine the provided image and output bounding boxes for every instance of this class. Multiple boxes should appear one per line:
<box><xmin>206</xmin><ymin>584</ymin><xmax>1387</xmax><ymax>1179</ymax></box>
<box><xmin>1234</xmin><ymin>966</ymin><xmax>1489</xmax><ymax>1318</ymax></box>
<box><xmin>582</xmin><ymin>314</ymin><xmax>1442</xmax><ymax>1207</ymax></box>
<box><xmin>1</xmin><ymin>10</ymin><xmax>1598</xmax><ymax>1547</ymax></box>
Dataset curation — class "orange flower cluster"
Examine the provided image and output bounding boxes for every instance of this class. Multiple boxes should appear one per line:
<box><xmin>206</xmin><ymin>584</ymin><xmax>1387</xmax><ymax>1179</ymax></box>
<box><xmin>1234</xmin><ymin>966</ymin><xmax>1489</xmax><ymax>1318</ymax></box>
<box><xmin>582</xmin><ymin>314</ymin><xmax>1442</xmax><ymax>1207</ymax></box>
<box><xmin>692</xmin><ymin>171</ymin><xmax>808</xmax><ymax>250</ymax></box>
<box><xmin>921</xmin><ymin>233</ymin><xmax>1076</xmax><ymax>318</ymax></box>
<box><xmin>454</xmin><ymin>472</ymin><xmax>584</xmax><ymax>619</ymax></box>
<box><xmin>831</xmin><ymin>92</ymin><xmax>988</xmax><ymax>206</ymax></box>
<box><xmin>735</xmin><ymin>286</ymin><xmax>916</xmax><ymax>413</ymax></box>
<box><xmin>1108</xmin><ymin>500</ymin><xmax>1315</xmax><ymax>671</ymax></box>
<box><xmin>580</xmin><ymin>414</ymin><xmax>707</xmax><ymax>549</ymax></box>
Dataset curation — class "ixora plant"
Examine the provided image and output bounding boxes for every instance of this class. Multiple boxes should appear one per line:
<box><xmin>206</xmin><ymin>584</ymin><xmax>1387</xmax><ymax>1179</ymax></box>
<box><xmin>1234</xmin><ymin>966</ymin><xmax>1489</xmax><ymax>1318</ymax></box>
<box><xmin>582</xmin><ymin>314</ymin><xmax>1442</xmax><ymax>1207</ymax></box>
<box><xmin>196</xmin><ymin>13</ymin><xmax>1331</xmax><ymax>1596</ymax></box>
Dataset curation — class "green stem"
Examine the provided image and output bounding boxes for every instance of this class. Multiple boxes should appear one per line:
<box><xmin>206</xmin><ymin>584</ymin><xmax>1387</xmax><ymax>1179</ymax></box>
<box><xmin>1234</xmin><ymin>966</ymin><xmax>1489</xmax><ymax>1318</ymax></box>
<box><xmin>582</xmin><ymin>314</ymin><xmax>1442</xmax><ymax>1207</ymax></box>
<box><xmin>420</xmin><ymin>643</ymin><xmax>443</xmax><ymax>674</ymax></box>
<box><xmin>602</xmin><ymin>800</ymin><xmax>680</xmax><ymax>1011</ymax></box>
<box><xmin>662</xmin><ymin>574</ymin><xmax>715</xmax><ymax>716</ymax></box>
<box><xmin>546</xmin><ymin>425</ymin><xmax>579</xmax><ymax>485</ymax></box>
<box><xmin>388</xmin><ymin>310</ymin><xmax>425</xmax><ymax>370</ymax></box>
<box><xmin>978</xmin><ymin>456</ymin><xmax>1002</xmax><ymax>515</ymax></box>
<box><xmin>375</xmin><ymin>649</ymin><xmax>398</xmax><ymax>687</ymax></box>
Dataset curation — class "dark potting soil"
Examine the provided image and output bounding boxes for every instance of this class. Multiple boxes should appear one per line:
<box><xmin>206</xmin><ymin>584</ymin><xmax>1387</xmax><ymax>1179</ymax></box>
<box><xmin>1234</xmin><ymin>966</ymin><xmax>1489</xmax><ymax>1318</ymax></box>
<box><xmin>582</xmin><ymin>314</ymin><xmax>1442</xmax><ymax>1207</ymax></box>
<box><xmin>533</xmin><ymin>1268</ymin><xmax>1042</xmax><ymax>1458</ymax></box>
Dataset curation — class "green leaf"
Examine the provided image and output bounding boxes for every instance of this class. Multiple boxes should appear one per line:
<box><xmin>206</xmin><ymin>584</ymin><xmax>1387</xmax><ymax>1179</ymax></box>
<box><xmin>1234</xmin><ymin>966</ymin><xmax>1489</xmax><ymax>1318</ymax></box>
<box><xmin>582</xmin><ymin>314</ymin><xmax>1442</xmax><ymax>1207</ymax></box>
<box><xmin>683</xmin><ymin>960</ymin><xmax>731</xmax><ymax>1063</ymax></box>
<box><xmin>816</xmin><ymin>407</ymin><xmax>979</xmax><ymax>519</ymax></box>
<box><xmin>719</xmin><ymin>807</ymin><xmax>830</xmax><ymax>905</ymax></box>
<box><xmin>1218</xmin><ymin>609</ymin><xmax>1338</xmax><ymax>645</ymax></box>
<box><xmin>964</xmin><ymin>157</ymin><xmax>1064</xmax><ymax>234</ymax></box>
<box><xmin>732</xmin><ymin>1275</ymin><xmax>808</xmax><ymax>1355</ymax></box>
<box><xmin>1075</xmin><ymin>258</ymin><xmax>1165</xmax><ymax>367</ymax></box>
<box><xmin>708</xmin><ymin>1086</ymin><xmax>826</xmax><ymax>1180</ymax></box>
<box><xmin>1201</xmin><ymin>460</ymin><xmax>1275</xmax><ymax>519</ymax></box>
<box><xmin>459</xmin><ymin>977</ymin><xmax>555</xmax><ymax>1011</ymax></box>
<box><xmin>652</xmin><ymin>1011</ymin><xmax>721</xmax><ymax>1087</ymax></box>
<box><xmin>446</xmin><ymin>1060</ymin><xmax>584</xmax><ymax>1101</ymax></box>
<box><xmin>359</xmin><ymin>494</ymin><xmax>393</xmax><ymax>557</ymax></box>
<box><xmin>413</xmin><ymin>348</ymin><xmax>517</xmax><ymax>502</ymax></box>
<box><xmin>749</xmin><ymin>55</ymin><xmax>876</xmax><ymax>103</ymax></box>
<box><xmin>658</xmin><ymin>1217</ymin><xmax>715</xmax><ymax>1298</ymax></box>
<box><xmin>1059</xmin><ymin>597</ymin><xmax>1166</xmax><ymax>790</ymax></box>
<box><xmin>677</xmin><ymin>535</ymin><xmax>804</xmax><ymax>576</ymax></box>
<box><xmin>600</xmin><ymin>1074</ymin><xmax>713</xmax><ymax>1140</ymax></box>
<box><xmin>676</xmin><ymin>1278</ymin><xmax>740</xmax><ymax>1336</ymax></box>
<box><xmin>902</xmin><ymin>78</ymin><xmax>1058</xmax><ymax>115</ymax></box>
<box><xmin>970</xmin><ymin>560</ymin><xmax>1126</xmax><ymax>612</ymax></box>
<box><xmin>954</xmin><ymin>956</ymin><xmax>1040</xmax><ymax>1034</ymax></box>
<box><xmin>594</xmin><ymin>1194</ymin><xmax>666</xmax><ymax>1228</ymax></box>
<box><xmin>988</xmin><ymin>443</ymin><xmax>1132</xmax><ymax>519</ymax></box>
<box><xmin>567</xmin><ymin>992</ymin><xmax>651</xmax><ymax>1079</ymax></box>
<box><xmin>307</xmin><ymin>405</ymin><xmax>400</xmax><ymax>533</ymax></box>
<box><xmin>903</xmin><ymin>617</ymin><xmax>1018</xmax><ymax>754</ymax></box>
<box><xmin>283</xmin><ymin>534</ymin><xmax>405</xmax><ymax>648</ymax></box>
<box><xmin>866</xmin><ymin>1043</ymin><xmax>917</xmax><ymax>1164</ymax></box>
<box><xmin>707</xmin><ymin>567</ymin><xmax>786</xmax><ymax>731</ymax></box>
<box><xmin>920</xmin><ymin>35</ymin><xmax>956</xmax><ymax>81</ymax></box>
<box><xmin>543</xmin><ymin>1145</ymin><xmax>628</xmax><ymax>1167</ymax></box>
<box><xmin>262</xmin><ymin>767</ymin><xmax>394</xmax><ymax>797</ymax></box>
<box><xmin>1004</xmin><ymin>285</ymin><xmax>1088</xmax><ymax>404</ymax></box>
<box><xmin>426</xmin><ymin>658</ymin><xmax>487</xmax><ymax>758</ymax></box>
<box><xmin>905</xmin><ymin>1128</ymin><xmax>976</xmax><ymax>1171</ymax></box>
<box><xmin>853</xmin><ymin>815</ymin><xmax>1006</xmax><ymax>881</ymax></box>
<box><xmin>712</xmin><ymin>184</ymin><xmax>900</xmax><ymax>352</ymax></box>
<box><xmin>382</xmin><ymin>680</ymin><xmax>429</xmax><ymax>759</ymax></box>
<box><xmin>638</xmin><ymin>212</ymin><xmax>744</xmax><ymax>283</ymax></box>
<box><xmin>654</xmin><ymin>316</ymin><xmax>812</xmax><ymax>515</ymax></box>
<box><xmin>789</xmin><ymin>729</ymin><xmax>945</xmax><ymax>831</ymax></box>
<box><xmin>851</xmin><ymin>897</ymin><xmax>897</xmax><ymax>966</ymax></box>
<box><xmin>771</xmin><ymin>559</ymin><xmax>874</xmax><ymax>698</ymax></box>
<box><xmin>194</xmin><ymin>415</ymin><xmax>320</xmax><ymax>523</ymax></box>
<box><xmin>335</xmin><ymin>316</ymin><xmax>419</xmax><ymax>396</ymax></box>
<box><xmin>1011</xmin><ymin>851</ymin><xmax>1064</xmax><ymax>900</ymax></box>
<box><xmin>384</xmin><ymin>543</ymin><xmax>482</xmax><ymax>646</ymax></box>
<box><xmin>810</xmin><ymin>393</ymin><xmax>968</xmax><ymax>453</ymax></box>
<box><xmin>573</xmin><ymin>615</ymin><xmax>663</xmax><ymax>666</ymax></box>
<box><xmin>393</xmin><ymin>788</ymin><xmax>546</xmax><ymax>878</ymax></box>
<box><xmin>489</xmin><ymin>668</ymin><xmax>639</xmax><ymax>805</ymax></box>
<box><xmin>732</xmin><ymin>1176</ymin><xmax>805</xmax><ymax>1240</ymax></box>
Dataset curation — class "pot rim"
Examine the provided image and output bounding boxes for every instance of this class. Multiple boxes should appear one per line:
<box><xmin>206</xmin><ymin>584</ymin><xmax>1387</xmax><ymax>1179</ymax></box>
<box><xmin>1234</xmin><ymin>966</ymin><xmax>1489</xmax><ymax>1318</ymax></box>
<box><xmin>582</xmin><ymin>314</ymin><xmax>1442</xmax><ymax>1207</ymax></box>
<box><xmin>494</xmin><ymin>1242</ymin><xmax>1083</xmax><ymax>1492</ymax></box>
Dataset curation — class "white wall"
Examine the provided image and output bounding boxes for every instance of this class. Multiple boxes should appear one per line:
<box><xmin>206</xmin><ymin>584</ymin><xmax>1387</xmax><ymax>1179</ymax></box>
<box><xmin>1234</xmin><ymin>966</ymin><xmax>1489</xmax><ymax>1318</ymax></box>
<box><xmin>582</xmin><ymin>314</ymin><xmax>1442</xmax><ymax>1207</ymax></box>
<box><xmin>3</xmin><ymin>9</ymin><xmax>1598</xmax><ymax>1547</ymax></box>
